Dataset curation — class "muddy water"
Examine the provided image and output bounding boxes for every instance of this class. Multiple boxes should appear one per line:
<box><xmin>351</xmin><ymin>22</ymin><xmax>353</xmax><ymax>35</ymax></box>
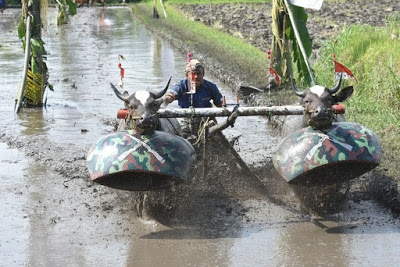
<box><xmin>1</xmin><ymin>6</ymin><xmax>400</xmax><ymax>266</ymax></box>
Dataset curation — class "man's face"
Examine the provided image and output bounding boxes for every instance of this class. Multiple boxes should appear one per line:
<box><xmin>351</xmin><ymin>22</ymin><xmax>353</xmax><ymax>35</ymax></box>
<box><xmin>189</xmin><ymin>69</ymin><xmax>204</xmax><ymax>88</ymax></box>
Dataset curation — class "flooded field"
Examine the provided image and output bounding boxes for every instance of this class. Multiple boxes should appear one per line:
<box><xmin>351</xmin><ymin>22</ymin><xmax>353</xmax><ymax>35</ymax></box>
<box><xmin>0</xmin><ymin>6</ymin><xmax>399</xmax><ymax>266</ymax></box>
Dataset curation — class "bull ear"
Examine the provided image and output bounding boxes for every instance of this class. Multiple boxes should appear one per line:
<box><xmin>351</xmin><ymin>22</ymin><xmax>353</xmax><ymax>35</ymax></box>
<box><xmin>290</xmin><ymin>76</ymin><xmax>305</xmax><ymax>97</ymax></box>
<box><xmin>154</xmin><ymin>76</ymin><xmax>172</xmax><ymax>99</ymax></box>
<box><xmin>110</xmin><ymin>83</ymin><xmax>128</xmax><ymax>102</ymax></box>
<box><xmin>334</xmin><ymin>86</ymin><xmax>354</xmax><ymax>103</ymax></box>
<box><xmin>328</xmin><ymin>74</ymin><xmax>343</xmax><ymax>94</ymax></box>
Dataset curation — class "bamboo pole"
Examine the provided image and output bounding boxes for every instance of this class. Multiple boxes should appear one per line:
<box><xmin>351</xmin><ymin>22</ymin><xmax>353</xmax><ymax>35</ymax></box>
<box><xmin>159</xmin><ymin>0</ymin><xmax>167</xmax><ymax>18</ymax></box>
<box><xmin>157</xmin><ymin>105</ymin><xmax>304</xmax><ymax>118</ymax></box>
<box><xmin>15</xmin><ymin>15</ymin><xmax>32</xmax><ymax>114</ymax></box>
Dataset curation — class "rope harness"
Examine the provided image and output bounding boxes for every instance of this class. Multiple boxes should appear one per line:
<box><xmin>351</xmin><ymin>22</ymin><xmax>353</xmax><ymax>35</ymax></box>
<box><xmin>123</xmin><ymin>112</ymin><xmax>159</xmax><ymax>131</ymax></box>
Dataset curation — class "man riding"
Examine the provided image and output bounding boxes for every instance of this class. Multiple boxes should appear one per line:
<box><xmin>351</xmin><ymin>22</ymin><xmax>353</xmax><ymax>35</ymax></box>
<box><xmin>163</xmin><ymin>59</ymin><xmax>224</xmax><ymax>139</ymax></box>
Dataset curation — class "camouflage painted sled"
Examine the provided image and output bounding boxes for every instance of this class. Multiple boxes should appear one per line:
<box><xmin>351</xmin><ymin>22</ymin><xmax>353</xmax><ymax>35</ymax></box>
<box><xmin>87</xmin><ymin>130</ymin><xmax>196</xmax><ymax>191</ymax></box>
<box><xmin>273</xmin><ymin>122</ymin><xmax>382</xmax><ymax>186</ymax></box>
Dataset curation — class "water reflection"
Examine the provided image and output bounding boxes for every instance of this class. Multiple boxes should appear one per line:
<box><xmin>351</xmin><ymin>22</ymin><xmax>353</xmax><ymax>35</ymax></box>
<box><xmin>97</xmin><ymin>11</ymin><xmax>112</xmax><ymax>30</ymax></box>
<box><xmin>18</xmin><ymin>108</ymin><xmax>49</xmax><ymax>136</ymax></box>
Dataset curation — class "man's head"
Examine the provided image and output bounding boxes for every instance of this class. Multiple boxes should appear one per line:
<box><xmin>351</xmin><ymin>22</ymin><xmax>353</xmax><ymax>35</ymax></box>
<box><xmin>186</xmin><ymin>59</ymin><xmax>205</xmax><ymax>88</ymax></box>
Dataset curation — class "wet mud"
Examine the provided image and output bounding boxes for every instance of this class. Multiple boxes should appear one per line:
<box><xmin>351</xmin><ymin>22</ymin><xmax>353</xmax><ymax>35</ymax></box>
<box><xmin>0</xmin><ymin>6</ymin><xmax>400</xmax><ymax>266</ymax></box>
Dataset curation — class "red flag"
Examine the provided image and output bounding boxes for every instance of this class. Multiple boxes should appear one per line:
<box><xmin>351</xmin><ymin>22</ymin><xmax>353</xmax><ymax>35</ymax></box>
<box><xmin>187</xmin><ymin>53</ymin><xmax>192</xmax><ymax>62</ymax></box>
<box><xmin>118</xmin><ymin>62</ymin><xmax>125</xmax><ymax>88</ymax></box>
<box><xmin>118</xmin><ymin>63</ymin><xmax>125</xmax><ymax>79</ymax></box>
<box><xmin>334</xmin><ymin>60</ymin><xmax>357</xmax><ymax>81</ymax></box>
<box><xmin>269</xmin><ymin>67</ymin><xmax>281</xmax><ymax>85</ymax></box>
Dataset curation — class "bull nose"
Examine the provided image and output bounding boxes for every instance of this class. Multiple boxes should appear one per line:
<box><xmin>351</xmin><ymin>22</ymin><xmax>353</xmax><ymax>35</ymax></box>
<box><xmin>139</xmin><ymin>114</ymin><xmax>155</xmax><ymax>125</ymax></box>
<box><xmin>313</xmin><ymin>106</ymin><xmax>329</xmax><ymax>116</ymax></box>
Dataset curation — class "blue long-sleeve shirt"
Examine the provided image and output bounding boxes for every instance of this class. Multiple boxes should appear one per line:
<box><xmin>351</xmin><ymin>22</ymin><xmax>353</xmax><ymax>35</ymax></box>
<box><xmin>167</xmin><ymin>79</ymin><xmax>223</xmax><ymax>108</ymax></box>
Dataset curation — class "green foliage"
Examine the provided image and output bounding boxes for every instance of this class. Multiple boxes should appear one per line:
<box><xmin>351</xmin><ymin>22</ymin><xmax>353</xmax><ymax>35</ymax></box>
<box><xmin>66</xmin><ymin>0</ymin><xmax>77</xmax><ymax>16</ymax></box>
<box><xmin>313</xmin><ymin>14</ymin><xmax>400</xmax><ymax>176</ymax></box>
<box><xmin>286</xmin><ymin>4</ymin><xmax>312</xmax><ymax>85</ymax></box>
<box><xmin>30</xmin><ymin>38</ymin><xmax>47</xmax><ymax>74</ymax></box>
<box><xmin>6</xmin><ymin>0</ymin><xmax>21</xmax><ymax>5</ymax></box>
<box><xmin>57</xmin><ymin>0</ymin><xmax>77</xmax><ymax>25</ymax></box>
<box><xmin>17</xmin><ymin>20</ymin><xmax>25</xmax><ymax>40</ymax></box>
<box><xmin>270</xmin><ymin>0</ymin><xmax>313</xmax><ymax>85</ymax></box>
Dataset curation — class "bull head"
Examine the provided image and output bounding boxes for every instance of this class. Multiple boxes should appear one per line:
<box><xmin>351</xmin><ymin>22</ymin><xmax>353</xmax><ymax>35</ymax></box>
<box><xmin>290</xmin><ymin>75</ymin><xmax>354</xmax><ymax>128</ymax></box>
<box><xmin>111</xmin><ymin>77</ymin><xmax>172</xmax><ymax>134</ymax></box>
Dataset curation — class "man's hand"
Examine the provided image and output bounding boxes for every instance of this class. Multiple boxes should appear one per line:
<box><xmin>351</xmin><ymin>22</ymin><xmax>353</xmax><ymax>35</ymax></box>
<box><xmin>161</xmin><ymin>94</ymin><xmax>174</xmax><ymax>108</ymax></box>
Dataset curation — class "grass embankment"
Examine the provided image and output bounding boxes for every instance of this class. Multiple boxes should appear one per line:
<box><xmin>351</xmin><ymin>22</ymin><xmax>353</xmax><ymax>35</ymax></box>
<box><xmin>131</xmin><ymin>0</ymin><xmax>271</xmax><ymax>88</ymax></box>
<box><xmin>313</xmin><ymin>18</ymin><xmax>400</xmax><ymax>179</ymax></box>
<box><xmin>133</xmin><ymin>1</ymin><xmax>400</xmax><ymax>180</ymax></box>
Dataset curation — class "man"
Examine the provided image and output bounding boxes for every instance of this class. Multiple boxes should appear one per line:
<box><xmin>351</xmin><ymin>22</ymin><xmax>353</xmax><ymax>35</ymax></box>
<box><xmin>0</xmin><ymin>0</ymin><xmax>7</xmax><ymax>13</ymax></box>
<box><xmin>163</xmin><ymin>59</ymin><xmax>223</xmax><ymax>108</ymax></box>
<box><xmin>163</xmin><ymin>59</ymin><xmax>224</xmax><ymax>138</ymax></box>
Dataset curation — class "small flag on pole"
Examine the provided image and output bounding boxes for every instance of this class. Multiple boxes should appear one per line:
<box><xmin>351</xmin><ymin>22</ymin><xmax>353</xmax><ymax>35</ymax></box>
<box><xmin>334</xmin><ymin>60</ymin><xmax>357</xmax><ymax>81</ymax></box>
<box><xmin>288</xmin><ymin>0</ymin><xmax>323</xmax><ymax>10</ymax></box>
<box><xmin>118</xmin><ymin>62</ymin><xmax>125</xmax><ymax>88</ymax></box>
<box><xmin>187</xmin><ymin>53</ymin><xmax>193</xmax><ymax>62</ymax></box>
<box><xmin>269</xmin><ymin>68</ymin><xmax>281</xmax><ymax>85</ymax></box>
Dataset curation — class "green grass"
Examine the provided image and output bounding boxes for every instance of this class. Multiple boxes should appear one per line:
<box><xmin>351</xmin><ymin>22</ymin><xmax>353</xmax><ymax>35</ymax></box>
<box><xmin>313</xmin><ymin>14</ymin><xmax>400</xmax><ymax>177</ymax></box>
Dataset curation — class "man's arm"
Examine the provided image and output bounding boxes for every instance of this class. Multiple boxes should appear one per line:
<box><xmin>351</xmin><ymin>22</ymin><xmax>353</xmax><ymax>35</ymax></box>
<box><xmin>161</xmin><ymin>92</ymin><xmax>175</xmax><ymax>108</ymax></box>
<box><xmin>209</xmin><ymin>82</ymin><xmax>223</xmax><ymax>107</ymax></box>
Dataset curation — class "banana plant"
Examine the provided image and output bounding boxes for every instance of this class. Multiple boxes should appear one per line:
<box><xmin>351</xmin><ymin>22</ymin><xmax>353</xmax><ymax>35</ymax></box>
<box><xmin>15</xmin><ymin>0</ymin><xmax>53</xmax><ymax>112</ymax></box>
<box><xmin>271</xmin><ymin>0</ymin><xmax>314</xmax><ymax>86</ymax></box>
<box><xmin>56</xmin><ymin>0</ymin><xmax>76</xmax><ymax>25</ymax></box>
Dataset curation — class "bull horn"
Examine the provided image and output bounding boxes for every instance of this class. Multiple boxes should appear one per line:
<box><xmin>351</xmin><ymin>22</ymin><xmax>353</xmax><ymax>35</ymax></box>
<box><xmin>110</xmin><ymin>82</ymin><xmax>128</xmax><ymax>102</ymax></box>
<box><xmin>290</xmin><ymin>76</ymin><xmax>305</xmax><ymax>97</ymax></box>
<box><xmin>154</xmin><ymin>76</ymin><xmax>172</xmax><ymax>99</ymax></box>
<box><xmin>328</xmin><ymin>73</ymin><xmax>342</xmax><ymax>94</ymax></box>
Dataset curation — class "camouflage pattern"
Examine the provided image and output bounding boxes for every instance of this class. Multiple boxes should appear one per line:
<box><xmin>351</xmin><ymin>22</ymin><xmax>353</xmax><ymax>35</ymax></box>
<box><xmin>87</xmin><ymin>130</ymin><xmax>196</xmax><ymax>191</ymax></box>
<box><xmin>273</xmin><ymin>122</ymin><xmax>382</xmax><ymax>186</ymax></box>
